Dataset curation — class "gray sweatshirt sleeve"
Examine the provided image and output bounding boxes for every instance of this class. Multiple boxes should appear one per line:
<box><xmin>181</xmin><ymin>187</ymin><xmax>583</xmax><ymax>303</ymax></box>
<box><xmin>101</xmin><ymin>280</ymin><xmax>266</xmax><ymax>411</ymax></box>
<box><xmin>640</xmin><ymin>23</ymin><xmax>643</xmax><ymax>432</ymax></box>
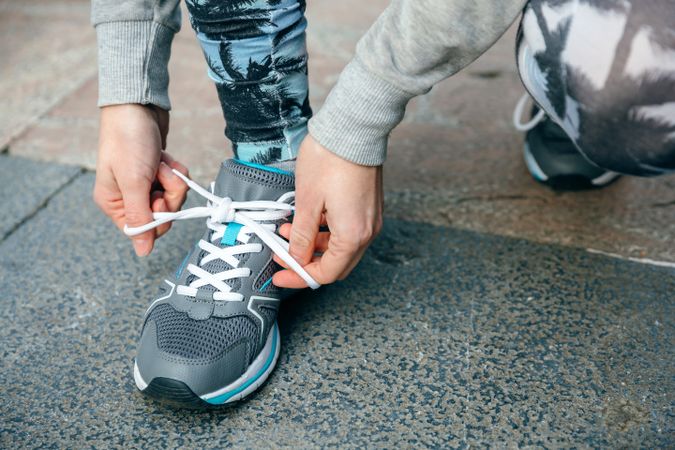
<box><xmin>91</xmin><ymin>0</ymin><xmax>182</xmax><ymax>110</ymax></box>
<box><xmin>308</xmin><ymin>0</ymin><xmax>527</xmax><ymax>166</ymax></box>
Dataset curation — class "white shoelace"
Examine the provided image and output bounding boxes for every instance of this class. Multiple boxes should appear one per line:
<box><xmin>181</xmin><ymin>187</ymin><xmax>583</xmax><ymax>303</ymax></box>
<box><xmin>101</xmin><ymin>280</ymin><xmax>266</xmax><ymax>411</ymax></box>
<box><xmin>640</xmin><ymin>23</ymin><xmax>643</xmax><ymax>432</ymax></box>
<box><xmin>124</xmin><ymin>169</ymin><xmax>320</xmax><ymax>300</ymax></box>
<box><xmin>513</xmin><ymin>93</ymin><xmax>546</xmax><ymax>132</ymax></box>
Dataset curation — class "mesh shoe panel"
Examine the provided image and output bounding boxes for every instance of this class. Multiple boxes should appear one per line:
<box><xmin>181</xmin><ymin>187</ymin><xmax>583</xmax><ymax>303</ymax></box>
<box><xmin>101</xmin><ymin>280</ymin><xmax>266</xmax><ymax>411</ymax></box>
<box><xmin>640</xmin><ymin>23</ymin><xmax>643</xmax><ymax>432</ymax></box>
<box><xmin>147</xmin><ymin>304</ymin><xmax>258</xmax><ymax>360</ymax></box>
<box><xmin>224</xmin><ymin>161</ymin><xmax>294</xmax><ymax>189</ymax></box>
<box><xmin>254</xmin><ymin>258</ymin><xmax>281</xmax><ymax>292</ymax></box>
<box><xmin>259</xmin><ymin>306</ymin><xmax>277</xmax><ymax>326</ymax></box>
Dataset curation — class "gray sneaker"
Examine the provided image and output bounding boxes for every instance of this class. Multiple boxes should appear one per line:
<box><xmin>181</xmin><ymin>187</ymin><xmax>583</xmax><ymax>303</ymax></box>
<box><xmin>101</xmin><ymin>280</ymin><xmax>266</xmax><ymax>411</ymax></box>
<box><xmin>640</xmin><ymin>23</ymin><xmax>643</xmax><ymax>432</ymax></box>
<box><xmin>130</xmin><ymin>159</ymin><xmax>317</xmax><ymax>408</ymax></box>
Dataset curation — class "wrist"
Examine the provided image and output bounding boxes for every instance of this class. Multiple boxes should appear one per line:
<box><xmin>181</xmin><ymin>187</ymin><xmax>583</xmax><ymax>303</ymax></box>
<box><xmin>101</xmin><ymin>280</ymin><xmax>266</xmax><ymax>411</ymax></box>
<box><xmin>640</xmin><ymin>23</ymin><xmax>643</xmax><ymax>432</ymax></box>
<box><xmin>99</xmin><ymin>104</ymin><xmax>168</xmax><ymax>152</ymax></box>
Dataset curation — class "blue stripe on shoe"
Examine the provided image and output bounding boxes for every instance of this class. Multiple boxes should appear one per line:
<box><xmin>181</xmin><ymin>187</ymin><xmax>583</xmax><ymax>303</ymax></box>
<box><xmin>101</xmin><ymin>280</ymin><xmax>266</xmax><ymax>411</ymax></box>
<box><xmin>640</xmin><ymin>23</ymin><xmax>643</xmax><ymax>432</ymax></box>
<box><xmin>204</xmin><ymin>323</ymin><xmax>278</xmax><ymax>405</ymax></box>
<box><xmin>221</xmin><ymin>223</ymin><xmax>243</xmax><ymax>246</ymax></box>
<box><xmin>259</xmin><ymin>277</ymin><xmax>273</xmax><ymax>292</ymax></box>
<box><xmin>233</xmin><ymin>159</ymin><xmax>294</xmax><ymax>176</ymax></box>
<box><xmin>175</xmin><ymin>252</ymin><xmax>191</xmax><ymax>278</ymax></box>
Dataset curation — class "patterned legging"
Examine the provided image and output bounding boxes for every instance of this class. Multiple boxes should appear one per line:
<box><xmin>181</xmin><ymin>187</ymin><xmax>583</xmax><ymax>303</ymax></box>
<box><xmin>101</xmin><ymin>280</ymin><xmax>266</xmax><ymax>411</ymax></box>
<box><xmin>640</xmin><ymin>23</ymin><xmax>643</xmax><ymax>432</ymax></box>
<box><xmin>185</xmin><ymin>0</ymin><xmax>311</xmax><ymax>165</ymax></box>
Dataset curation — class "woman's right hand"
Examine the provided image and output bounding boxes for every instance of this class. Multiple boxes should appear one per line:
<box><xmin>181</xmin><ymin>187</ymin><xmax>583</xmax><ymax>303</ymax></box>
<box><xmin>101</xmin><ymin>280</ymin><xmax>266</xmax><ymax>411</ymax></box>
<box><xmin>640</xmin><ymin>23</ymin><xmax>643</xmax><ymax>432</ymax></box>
<box><xmin>93</xmin><ymin>104</ymin><xmax>189</xmax><ymax>256</ymax></box>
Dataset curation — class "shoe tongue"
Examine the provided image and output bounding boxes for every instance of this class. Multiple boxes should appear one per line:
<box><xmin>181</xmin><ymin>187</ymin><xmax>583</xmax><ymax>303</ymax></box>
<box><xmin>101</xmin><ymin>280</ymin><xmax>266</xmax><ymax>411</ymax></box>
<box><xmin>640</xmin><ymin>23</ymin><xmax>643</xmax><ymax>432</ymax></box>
<box><xmin>214</xmin><ymin>159</ymin><xmax>294</xmax><ymax>201</ymax></box>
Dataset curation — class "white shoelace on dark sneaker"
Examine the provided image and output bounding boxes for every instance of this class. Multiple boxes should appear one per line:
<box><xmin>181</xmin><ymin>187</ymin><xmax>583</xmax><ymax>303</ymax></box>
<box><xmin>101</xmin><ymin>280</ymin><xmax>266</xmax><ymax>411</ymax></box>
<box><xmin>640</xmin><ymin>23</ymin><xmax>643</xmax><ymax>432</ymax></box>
<box><xmin>124</xmin><ymin>169</ymin><xmax>320</xmax><ymax>299</ymax></box>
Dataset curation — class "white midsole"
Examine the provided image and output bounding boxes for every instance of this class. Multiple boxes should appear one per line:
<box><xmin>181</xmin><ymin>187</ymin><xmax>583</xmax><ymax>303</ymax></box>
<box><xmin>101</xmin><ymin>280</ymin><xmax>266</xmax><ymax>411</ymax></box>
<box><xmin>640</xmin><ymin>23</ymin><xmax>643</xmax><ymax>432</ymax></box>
<box><xmin>591</xmin><ymin>171</ymin><xmax>620</xmax><ymax>186</ymax></box>
<box><xmin>134</xmin><ymin>322</ymin><xmax>280</xmax><ymax>404</ymax></box>
<box><xmin>133</xmin><ymin>360</ymin><xmax>148</xmax><ymax>391</ymax></box>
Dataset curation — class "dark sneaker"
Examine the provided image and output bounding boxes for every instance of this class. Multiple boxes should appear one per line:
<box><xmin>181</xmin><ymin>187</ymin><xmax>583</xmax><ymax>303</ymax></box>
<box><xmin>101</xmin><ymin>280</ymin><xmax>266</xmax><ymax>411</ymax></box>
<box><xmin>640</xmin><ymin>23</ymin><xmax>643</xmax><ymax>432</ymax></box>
<box><xmin>127</xmin><ymin>159</ymin><xmax>318</xmax><ymax>408</ymax></box>
<box><xmin>523</xmin><ymin>107</ymin><xmax>620</xmax><ymax>190</ymax></box>
<box><xmin>514</xmin><ymin>31</ymin><xmax>619</xmax><ymax>190</ymax></box>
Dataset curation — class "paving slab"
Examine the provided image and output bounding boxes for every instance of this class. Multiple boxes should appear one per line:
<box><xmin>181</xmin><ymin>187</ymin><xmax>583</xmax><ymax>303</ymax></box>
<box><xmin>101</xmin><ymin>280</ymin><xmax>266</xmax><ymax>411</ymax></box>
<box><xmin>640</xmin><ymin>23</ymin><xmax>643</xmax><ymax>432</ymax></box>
<box><xmin>1</xmin><ymin>173</ymin><xmax>672</xmax><ymax>448</ymax></box>
<box><xmin>0</xmin><ymin>154</ymin><xmax>81</xmax><ymax>239</ymax></box>
<box><xmin>0</xmin><ymin>0</ymin><xmax>96</xmax><ymax>150</ymax></box>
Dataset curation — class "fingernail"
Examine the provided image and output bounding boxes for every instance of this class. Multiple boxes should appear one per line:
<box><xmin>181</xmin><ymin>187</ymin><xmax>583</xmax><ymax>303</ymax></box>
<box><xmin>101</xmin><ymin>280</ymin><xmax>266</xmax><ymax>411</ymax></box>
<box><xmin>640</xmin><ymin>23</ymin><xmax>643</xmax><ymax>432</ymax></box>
<box><xmin>133</xmin><ymin>239</ymin><xmax>150</xmax><ymax>257</ymax></box>
<box><xmin>159</xmin><ymin>162</ymin><xmax>174</xmax><ymax>178</ymax></box>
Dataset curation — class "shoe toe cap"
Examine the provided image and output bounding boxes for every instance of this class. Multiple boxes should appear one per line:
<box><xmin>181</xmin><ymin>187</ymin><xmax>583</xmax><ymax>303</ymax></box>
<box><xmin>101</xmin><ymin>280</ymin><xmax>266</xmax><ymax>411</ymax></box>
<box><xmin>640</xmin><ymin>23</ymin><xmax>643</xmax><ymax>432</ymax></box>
<box><xmin>135</xmin><ymin>314</ymin><xmax>252</xmax><ymax>398</ymax></box>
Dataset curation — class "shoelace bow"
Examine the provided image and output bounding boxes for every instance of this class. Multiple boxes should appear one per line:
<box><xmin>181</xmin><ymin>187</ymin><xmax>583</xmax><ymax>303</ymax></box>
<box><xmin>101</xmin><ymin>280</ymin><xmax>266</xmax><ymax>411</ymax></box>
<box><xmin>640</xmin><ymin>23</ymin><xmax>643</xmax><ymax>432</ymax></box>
<box><xmin>124</xmin><ymin>169</ymin><xmax>320</xmax><ymax>300</ymax></box>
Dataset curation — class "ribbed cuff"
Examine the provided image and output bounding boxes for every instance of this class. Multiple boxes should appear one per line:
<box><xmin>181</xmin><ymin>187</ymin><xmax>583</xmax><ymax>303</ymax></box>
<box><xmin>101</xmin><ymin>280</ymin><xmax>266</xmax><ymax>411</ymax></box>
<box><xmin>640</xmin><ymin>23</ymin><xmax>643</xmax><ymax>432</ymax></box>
<box><xmin>95</xmin><ymin>20</ymin><xmax>175</xmax><ymax>110</ymax></box>
<box><xmin>308</xmin><ymin>57</ymin><xmax>414</xmax><ymax>166</ymax></box>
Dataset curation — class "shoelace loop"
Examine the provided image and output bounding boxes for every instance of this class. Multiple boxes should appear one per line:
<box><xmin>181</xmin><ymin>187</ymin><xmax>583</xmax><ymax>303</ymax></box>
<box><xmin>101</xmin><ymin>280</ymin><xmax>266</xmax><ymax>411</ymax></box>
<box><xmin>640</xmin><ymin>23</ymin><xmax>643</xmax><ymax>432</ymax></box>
<box><xmin>124</xmin><ymin>169</ymin><xmax>321</xmax><ymax>297</ymax></box>
<box><xmin>513</xmin><ymin>93</ymin><xmax>546</xmax><ymax>132</ymax></box>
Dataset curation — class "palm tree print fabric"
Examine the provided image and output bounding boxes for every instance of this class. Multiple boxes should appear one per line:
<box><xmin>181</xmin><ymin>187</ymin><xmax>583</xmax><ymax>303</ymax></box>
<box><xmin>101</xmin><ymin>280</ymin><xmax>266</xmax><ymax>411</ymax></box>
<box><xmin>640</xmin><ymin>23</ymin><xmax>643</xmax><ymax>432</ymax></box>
<box><xmin>185</xmin><ymin>0</ymin><xmax>311</xmax><ymax>164</ymax></box>
<box><xmin>519</xmin><ymin>0</ymin><xmax>675</xmax><ymax>176</ymax></box>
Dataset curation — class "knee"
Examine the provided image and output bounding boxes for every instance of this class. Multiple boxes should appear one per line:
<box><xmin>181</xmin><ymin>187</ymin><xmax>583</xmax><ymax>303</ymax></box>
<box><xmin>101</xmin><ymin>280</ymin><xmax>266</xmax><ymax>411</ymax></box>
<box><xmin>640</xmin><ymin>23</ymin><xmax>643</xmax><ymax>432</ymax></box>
<box><xmin>569</xmin><ymin>83</ymin><xmax>675</xmax><ymax>176</ymax></box>
<box><xmin>185</xmin><ymin>0</ymin><xmax>305</xmax><ymax>40</ymax></box>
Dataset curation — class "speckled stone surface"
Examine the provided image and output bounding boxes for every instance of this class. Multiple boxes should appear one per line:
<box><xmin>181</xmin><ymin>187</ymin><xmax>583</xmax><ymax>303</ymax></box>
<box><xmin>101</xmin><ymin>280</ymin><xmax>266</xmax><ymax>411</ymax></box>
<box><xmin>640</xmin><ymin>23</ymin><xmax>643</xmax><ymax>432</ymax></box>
<box><xmin>1</xmin><ymin>172</ymin><xmax>673</xmax><ymax>448</ymax></box>
<box><xmin>0</xmin><ymin>0</ymin><xmax>96</xmax><ymax>150</ymax></box>
<box><xmin>0</xmin><ymin>154</ymin><xmax>81</xmax><ymax>239</ymax></box>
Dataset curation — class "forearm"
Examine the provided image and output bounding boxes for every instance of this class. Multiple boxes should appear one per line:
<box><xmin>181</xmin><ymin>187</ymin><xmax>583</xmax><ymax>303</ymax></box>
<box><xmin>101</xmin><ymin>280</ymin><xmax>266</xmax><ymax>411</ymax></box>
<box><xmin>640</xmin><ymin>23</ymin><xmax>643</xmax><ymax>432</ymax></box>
<box><xmin>309</xmin><ymin>0</ymin><xmax>527</xmax><ymax>166</ymax></box>
<box><xmin>91</xmin><ymin>0</ymin><xmax>182</xmax><ymax>110</ymax></box>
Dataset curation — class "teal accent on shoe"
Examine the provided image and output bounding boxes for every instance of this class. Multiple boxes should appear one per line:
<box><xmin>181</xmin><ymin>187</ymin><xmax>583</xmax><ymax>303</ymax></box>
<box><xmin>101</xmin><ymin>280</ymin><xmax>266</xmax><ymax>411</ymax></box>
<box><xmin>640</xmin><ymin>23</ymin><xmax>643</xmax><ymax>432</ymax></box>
<box><xmin>259</xmin><ymin>277</ymin><xmax>273</xmax><ymax>292</ymax></box>
<box><xmin>175</xmin><ymin>252</ymin><xmax>190</xmax><ymax>278</ymax></box>
<box><xmin>233</xmin><ymin>159</ymin><xmax>293</xmax><ymax>176</ymax></box>
<box><xmin>204</xmin><ymin>323</ymin><xmax>278</xmax><ymax>405</ymax></box>
<box><xmin>221</xmin><ymin>223</ymin><xmax>243</xmax><ymax>246</ymax></box>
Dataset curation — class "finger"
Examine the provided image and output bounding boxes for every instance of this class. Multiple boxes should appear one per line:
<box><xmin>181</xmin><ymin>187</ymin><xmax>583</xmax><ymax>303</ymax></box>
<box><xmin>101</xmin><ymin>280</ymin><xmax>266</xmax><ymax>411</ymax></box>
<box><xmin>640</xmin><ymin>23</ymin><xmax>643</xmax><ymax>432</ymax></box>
<box><xmin>278</xmin><ymin>236</ymin><xmax>360</xmax><ymax>288</ymax></box>
<box><xmin>272</xmin><ymin>253</ymin><xmax>290</xmax><ymax>269</ymax></box>
<box><xmin>273</xmin><ymin>229</ymin><xmax>329</xmax><ymax>269</ymax></box>
<box><xmin>103</xmin><ymin>201</ymin><xmax>130</xmax><ymax>235</ymax></box>
<box><xmin>281</xmin><ymin>226</ymin><xmax>330</xmax><ymax>259</ymax></box>
<box><xmin>93</xmin><ymin>170</ymin><xmax>128</xmax><ymax>232</ymax></box>
<box><xmin>122</xmin><ymin>182</ymin><xmax>155</xmax><ymax>257</ymax></box>
<box><xmin>313</xmin><ymin>232</ymin><xmax>330</xmax><ymax>253</ymax></box>
<box><xmin>108</xmin><ymin>209</ymin><xmax>128</xmax><ymax>232</ymax></box>
<box><xmin>93</xmin><ymin>186</ymin><xmax>126</xmax><ymax>231</ymax></box>
<box><xmin>272</xmin><ymin>255</ymin><xmax>321</xmax><ymax>288</ymax></box>
<box><xmin>273</xmin><ymin>270</ymin><xmax>307</xmax><ymax>289</ymax></box>
<box><xmin>337</xmin><ymin>245</ymin><xmax>369</xmax><ymax>280</ymax></box>
<box><xmin>157</xmin><ymin>161</ymin><xmax>188</xmax><ymax>212</ymax></box>
<box><xmin>289</xmin><ymin>202</ymin><xmax>323</xmax><ymax>265</ymax></box>
<box><xmin>307</xmin><ymin>236</ymin><xmax>362</xmax><ymax>285</ymax></box>
<box><xmin>151</xmin><ymin>191</ymin><xmax>171</xmax><ymax>238</ymax></box>
<box><xmin>273</xmin><ymin>255</ymin><xmax>343</xmax><ymax>288</ymax></box>
<box><xmin>161</xmin><ymin>151</ymin><xmax>189</xmax><ymax>176</ymax></box>
<box><xmin>278</xmin><ymin>222</ymin><xmax>292</xmax><ymax>240</ymax></box>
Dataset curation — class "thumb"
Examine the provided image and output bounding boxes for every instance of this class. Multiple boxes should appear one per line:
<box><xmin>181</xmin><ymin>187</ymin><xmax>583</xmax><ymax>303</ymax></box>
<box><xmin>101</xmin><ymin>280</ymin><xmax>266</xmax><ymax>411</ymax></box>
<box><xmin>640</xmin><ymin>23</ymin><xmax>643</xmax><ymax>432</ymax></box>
<box><xmin>289</xmin><ymin>201</ymin><xmax>322</xmax><ymax>266</ymax></box>
<box><xmin>122</xmin><ymin>183</ymin><xmax>155</xmax><ymax>256</ymax></box>
<box><xmin>156</xmin><ymin>161</ymin><xmax>189</xmax><ymax>212</ymax></box>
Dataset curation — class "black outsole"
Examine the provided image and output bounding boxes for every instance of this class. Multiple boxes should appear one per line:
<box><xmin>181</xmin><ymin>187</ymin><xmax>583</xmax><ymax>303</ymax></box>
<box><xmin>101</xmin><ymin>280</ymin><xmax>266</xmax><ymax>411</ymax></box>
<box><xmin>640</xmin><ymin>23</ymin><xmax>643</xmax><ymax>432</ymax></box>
<box><xmin>143</xmin><ymin>378</ymin><xmax>222</xmax><ymax>410</ymax></box>
<box><xmin>542</xmin><ymin>175</ymin><xmax>597</xmax><ymax>191</ymax></box>
<box><xmin>536</xmin><ymin>174</ymin><xmax>620</xmax><ymax>192</ymax></box>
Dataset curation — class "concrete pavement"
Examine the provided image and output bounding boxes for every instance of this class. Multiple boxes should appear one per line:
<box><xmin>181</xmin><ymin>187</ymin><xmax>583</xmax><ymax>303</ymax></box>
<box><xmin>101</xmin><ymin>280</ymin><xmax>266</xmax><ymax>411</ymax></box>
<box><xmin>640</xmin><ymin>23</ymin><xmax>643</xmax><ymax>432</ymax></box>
<box><xmin>1</xmin><ymin>162</ymin><xmax>673</xmax><ymax>447</ymax></box>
